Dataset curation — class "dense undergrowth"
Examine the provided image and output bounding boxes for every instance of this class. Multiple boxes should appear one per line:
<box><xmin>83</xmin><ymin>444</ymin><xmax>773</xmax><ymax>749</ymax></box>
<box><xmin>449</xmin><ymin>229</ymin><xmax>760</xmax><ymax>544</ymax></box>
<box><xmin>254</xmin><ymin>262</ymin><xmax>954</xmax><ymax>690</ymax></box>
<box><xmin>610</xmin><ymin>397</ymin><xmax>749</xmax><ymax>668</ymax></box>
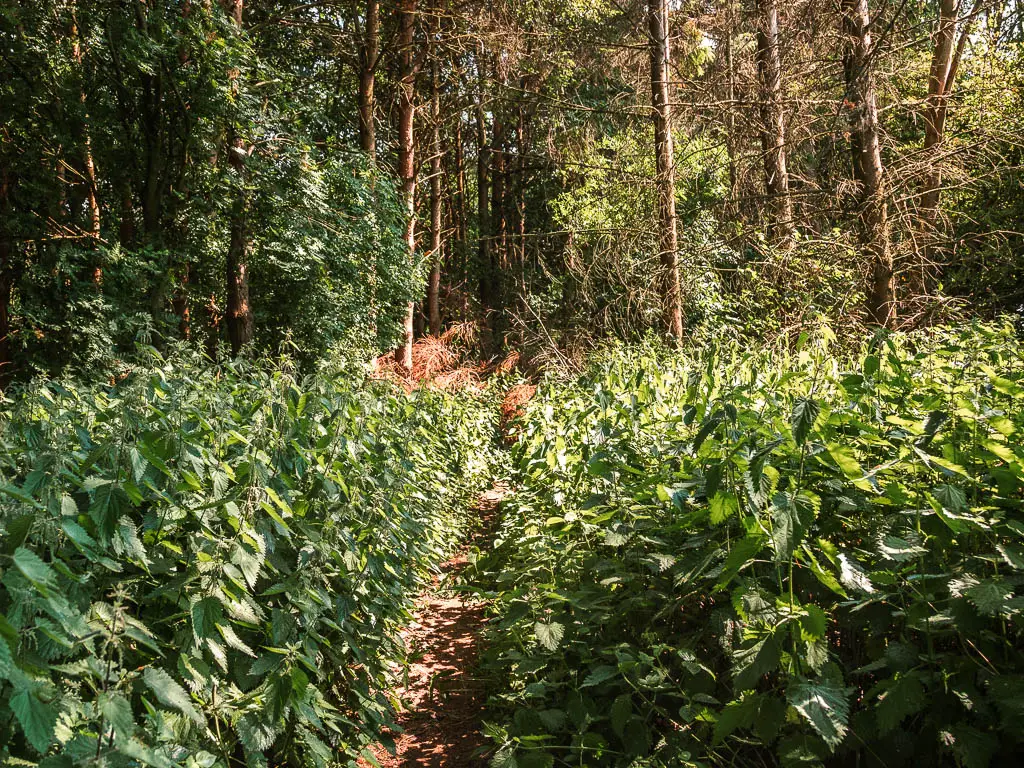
<box><xmin>0</xmin><ymin>350</ymin><xmax>496</xmax><ymax>767</ymax></box>
<box><xmin>479</xmin><ymin>323</ymin><xmax>1024</xmax><ymax>768</ymax></box>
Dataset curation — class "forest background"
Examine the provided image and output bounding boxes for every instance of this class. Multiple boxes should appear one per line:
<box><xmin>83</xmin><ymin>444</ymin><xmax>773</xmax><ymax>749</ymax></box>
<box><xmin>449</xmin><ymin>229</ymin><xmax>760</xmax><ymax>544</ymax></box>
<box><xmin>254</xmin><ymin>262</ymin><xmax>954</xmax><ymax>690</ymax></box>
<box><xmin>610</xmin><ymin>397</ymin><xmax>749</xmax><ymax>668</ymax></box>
<box><xmin>1</xmin><ymin>0</ymin><xmax>1021</xmax><ymax>378</ymax></box>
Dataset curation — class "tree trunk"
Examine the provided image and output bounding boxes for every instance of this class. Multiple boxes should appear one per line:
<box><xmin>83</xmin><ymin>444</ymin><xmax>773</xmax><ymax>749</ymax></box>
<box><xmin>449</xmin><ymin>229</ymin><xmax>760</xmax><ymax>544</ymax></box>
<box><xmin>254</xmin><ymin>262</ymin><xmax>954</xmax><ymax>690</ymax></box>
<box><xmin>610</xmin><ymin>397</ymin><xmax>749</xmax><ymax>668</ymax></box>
<box><xmin>755</xmin><ymin>0</ymin><xmax>794</xmax><ymax>245</ymax></box>
<box><xmin>454</xmin><ymin>116</ymin><xmax>467</xmax><ymax>256</ymax></box>
<box><xmin>205</xmin><ymin>294</ymin><xmax>221</xmax><ymax>362</ymax></box>
<box><xmin>476</xmin><ymin>41</ymin><xmax>492</xmax><ymax>314</ymax></box>
<box><xmin>491</xmin><ymin>118</ymin><xmax>506</xmax><ymax>271</ymax></box>
<box><xmin>358</xmin><ymin>0</ymin><xmax>379</xmax><ymax>160</ymax></box>
<box><xmin>453</xmin><ymin>116</ymin><xmax>470</xmax><ymax>320</ymax></box>
<box><xmin>515</xmin><ymin>102</ymin><xmax>527</xmax><ymax>297</ymax></box>
<box><xmin>724</xmin><ymin>13</ymin><xmax>738</xmax><ymax>207</ymax></box>
<box><xmin>394</xmin><ymin>0</ymin><xmax>417</xmax><ymax>371</ymax></box>
<box><xmin>426</xmin><ymin>34</ymin><xmax>443</xmax><ymax>337</ymax></box>
<box><xmin>0</xmin><ymin>170</ymin><xmax>14</xmax><ymax>384</ymax></box>
<box><xmin>173</xmin><ymin>261</ymin><xmax>192</xmax><ymax>339</ymax></box>
<box><xmin>917</xmin><ymin>0</ymin><xmax>978</xmax><ymax>292</ymax></box>
<box><xmin>649</xmin><ymin>0</ymin><xmax>684</xmax><ymax>342</ymax></box>
<box><xmin>70</xmin><ymin>10</ymin><xmax>100</xmax><ymax>242</ymax></box>
<box><xmin>222</xmin><ymin>0</ymin><xmax>253</xmax><ymax>356</ymax></box>
<box><xmin>843</xmin><ymin>0</ymin><xmax>894</xmax><ymax>327</ymax></box>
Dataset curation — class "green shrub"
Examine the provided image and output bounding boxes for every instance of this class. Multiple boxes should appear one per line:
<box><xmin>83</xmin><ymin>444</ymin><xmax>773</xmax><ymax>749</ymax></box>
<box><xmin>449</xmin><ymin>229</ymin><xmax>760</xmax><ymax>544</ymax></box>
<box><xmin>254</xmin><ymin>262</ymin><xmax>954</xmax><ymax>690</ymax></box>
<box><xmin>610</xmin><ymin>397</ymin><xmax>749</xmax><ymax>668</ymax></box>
<box><xmin>0</xmin><ymin>348</ymin><xmax>496</xmax><ymax>766</ymax></box>
<box><xmin>481</xmin><ymin>323</ymin><xmax>1024</xmax><ymax>768</ymax></box>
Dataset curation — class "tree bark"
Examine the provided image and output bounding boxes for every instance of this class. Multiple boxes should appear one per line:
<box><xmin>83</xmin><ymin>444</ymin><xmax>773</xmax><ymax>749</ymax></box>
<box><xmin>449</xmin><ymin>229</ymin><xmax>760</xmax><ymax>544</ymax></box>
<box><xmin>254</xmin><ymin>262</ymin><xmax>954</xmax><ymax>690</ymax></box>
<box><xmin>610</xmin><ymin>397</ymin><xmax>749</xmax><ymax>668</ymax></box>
<box><xmin>491</xmin><ymin>117</ymin><xmax>506</xmax><ymax>271</ymax></box>
<box><xmin>755</xmin><ymin>0</ymin><xmax>794</xmax><ymax>245</ymax></box>
<box><xmin>70</xmin><ymin>8</ymin><xmax>100</xmax><ymax>242</ymax></box>
<box><xmin>514</xmin><ymin>102</ymin><xmax>527</xmax><ymax>296</ymax></box>
<box><xmin>453</xmin><ymin>116</ymin><xmax>470</xmax><ymax>320</ymax></box>
<box><xmin>475</xmin><ymin>41</ymin><xmax>492</xmax><ymax>314</ymax></box>
<box><xmin>0</xmin><ymin>170</ymin><xmax>15</xmax><ymax>384</ymax></box>
<box><xmin>917</xmin><ymin>0</ymin><xmax>979</xmax><ymax>291</ymax></box>
<box><xmin>649</xmin><ymin>0</ymin><xmax>684</xmax><ymax>342</ymax></box>
<box><xmin>394</xmin><ymin>0</ymin><xmax>417</xmax><ymax>371</ymax></box>
<box><xmin>222</xmin><ymin>0</ymin><xmax>253</xmax><ymax>356</ymax></box>
<box><xmin>426</xmin><ymin>29</ymin><xmax>443</xmax><ymax>337</ymax></box>
<box><xmin>358</xmin><ymin>0</ymin><xmax>379</xmax><ymax>160</ymax></box>
<box><xmin>843</xmin><ymin>0</ymin><xmax>894</xmax><ymax>327</ymax></box>
<box><xmin>454</xmin><ymin>116</ymin><xmax>467</xmax><ymax>256</ymax></box>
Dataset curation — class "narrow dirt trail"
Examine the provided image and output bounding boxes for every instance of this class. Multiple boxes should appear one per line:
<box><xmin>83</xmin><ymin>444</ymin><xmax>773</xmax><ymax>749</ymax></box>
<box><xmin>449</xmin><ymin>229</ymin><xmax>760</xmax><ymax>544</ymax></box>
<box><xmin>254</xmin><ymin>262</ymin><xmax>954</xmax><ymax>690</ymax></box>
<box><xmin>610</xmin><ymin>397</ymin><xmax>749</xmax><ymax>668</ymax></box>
<box><xmin>361</xmin><ymin>485</ymin><xmax>507</xmax><ymax>767</ymax></box>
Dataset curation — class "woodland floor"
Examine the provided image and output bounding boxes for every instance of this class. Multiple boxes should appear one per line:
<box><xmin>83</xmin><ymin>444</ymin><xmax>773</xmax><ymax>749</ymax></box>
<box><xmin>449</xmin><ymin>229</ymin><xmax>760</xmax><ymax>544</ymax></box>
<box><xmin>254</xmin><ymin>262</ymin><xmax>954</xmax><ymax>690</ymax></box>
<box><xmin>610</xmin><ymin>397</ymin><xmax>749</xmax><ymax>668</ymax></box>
<box><xmin>360</xmin><ymin>485</ymin><xmax>508</xmax><ymax>767</ymax></box>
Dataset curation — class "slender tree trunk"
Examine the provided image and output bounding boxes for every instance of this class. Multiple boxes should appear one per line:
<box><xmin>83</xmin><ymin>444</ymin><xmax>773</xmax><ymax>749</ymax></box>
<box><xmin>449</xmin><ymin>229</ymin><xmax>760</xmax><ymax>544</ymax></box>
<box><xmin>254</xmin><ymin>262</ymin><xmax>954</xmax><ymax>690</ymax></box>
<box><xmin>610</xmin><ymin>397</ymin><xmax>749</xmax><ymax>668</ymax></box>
<box><xmin>515</xmin><ymin>102</ymin><xmax>527</xmax><ymax>296</ymax></box>
<box><xmin>70</xmin><ymin>10</ymin><xmax>100</xmax><ymax>242</ymax></box>
<box><xmin>0</xmin><ymin>170</ymin><xmax>14</xmax><ymax>384</ymax></box>
<box><xmin>491</xmin><ymin>118</ymin><xmax>506</xmax><ymax>271</ymax></box>
<box><xmin>454</xmin><ymin>116</ymin><xmax>467</xmax><ymax>255</ymax></box>
<box><xmin>358</xmin><ymin>0</ymin><xmax>379</xmax><ymax>160</ymax></box>
<box><xmin>173</xmin><ymin>262</ymin><xmax>192</xmax><ymax>339</ymax></box>
<box><xmin>453</xmin><ymin>116</ymin><xmax>470</xmax><ymax>320</ymax></box>
<box><xmin>843</xmin><ymin>0</ymin><xmax>894</xmax><ymax>327</ymax></box>
<box><xmin>476</xmin><ymin>41</ymin><xmax>492</xmax><ymax>314</ymax></box>
<box><xmin>724</xmin><ymin>12</ymin><xmax>738</xmax><ymax>206</ymax></box>
<box><xmin>917</xmin><ymin>0</ymin><xmax>978</xmax><ymax>293</ymax></box>
<box><xmin>222</xmin><ymin>0</ymin><xmax>253</xmax><ymax>356</ymax></box>
<box><xmin>394</xmin><ymin>0</ymin><xmax>417</xmax><ymax>371</ymax></box>
<box><xmin>755</xmin><ymin>0</ymin><xmax>794</xmax><ymax>245</ymax></box>
<box><xmin>426</xmin><ymin>38</ymin><xmax>443</xmax><ymax>337</ymax></box>
<box><xmin>649</xmin><ymin>0</ymin><xmax>684</xmax><ymax>342</ymax></box>
<box><xmin>205</xmin><ymin>294</ymin><xmax>220</xmax><ymax>362</ymax></box>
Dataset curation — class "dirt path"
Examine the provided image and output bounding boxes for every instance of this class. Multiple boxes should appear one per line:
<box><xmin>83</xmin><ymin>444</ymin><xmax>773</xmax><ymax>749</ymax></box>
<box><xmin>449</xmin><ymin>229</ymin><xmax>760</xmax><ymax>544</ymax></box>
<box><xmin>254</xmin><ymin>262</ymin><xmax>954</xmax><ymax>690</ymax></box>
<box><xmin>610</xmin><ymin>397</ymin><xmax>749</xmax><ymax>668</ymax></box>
<box><xmin>361</xmin><ymin>486</ymin><xmax>506</xmax><ymax>767</ymax></box>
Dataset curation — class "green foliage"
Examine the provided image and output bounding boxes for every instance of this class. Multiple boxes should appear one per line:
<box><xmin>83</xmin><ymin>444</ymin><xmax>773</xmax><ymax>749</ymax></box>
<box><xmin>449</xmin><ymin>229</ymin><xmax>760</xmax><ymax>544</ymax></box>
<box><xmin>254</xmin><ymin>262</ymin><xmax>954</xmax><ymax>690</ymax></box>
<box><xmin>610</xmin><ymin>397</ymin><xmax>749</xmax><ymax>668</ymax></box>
<box><xmin>0</xmin><ymin>349</ymin><xmax>497</xmax><ymax>765</ymax></box>
<box><xmin>479</xmin><ymin>322</ymin><xmax>1024</xmax><ymax>767</ymax></box>
<box><xmin>0</xmin><ymin>0</ymin><xmax>417</xmax><ymax>379</ymax></box>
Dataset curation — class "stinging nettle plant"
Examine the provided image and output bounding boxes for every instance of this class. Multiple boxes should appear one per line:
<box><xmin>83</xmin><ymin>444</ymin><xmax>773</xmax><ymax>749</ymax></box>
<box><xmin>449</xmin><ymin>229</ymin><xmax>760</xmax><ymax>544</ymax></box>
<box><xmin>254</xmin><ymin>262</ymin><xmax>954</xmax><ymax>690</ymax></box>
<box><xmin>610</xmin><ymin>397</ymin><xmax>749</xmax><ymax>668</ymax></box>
<box><xmin>0</xmin><ymin>348</ymin><xmax>497</xmax><ymax>767</ymax></box>
<box><xmin>479</xmin><ymin>323</ymin><xmax>1024</xmax><ymax>768</ymax></box>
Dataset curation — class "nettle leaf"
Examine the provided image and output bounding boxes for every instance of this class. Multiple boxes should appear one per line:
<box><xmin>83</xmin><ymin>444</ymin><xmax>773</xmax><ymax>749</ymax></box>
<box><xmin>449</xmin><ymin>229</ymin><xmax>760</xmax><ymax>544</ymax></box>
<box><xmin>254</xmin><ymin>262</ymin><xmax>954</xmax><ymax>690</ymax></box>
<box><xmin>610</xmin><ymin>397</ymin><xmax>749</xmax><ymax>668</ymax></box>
<box><xmin>191</xmin><ymin>597</ymin><xmax>223</xmax><ymax>642</ymax></box>
<box><xmin>791</xmin><ymin>398</ymin><xmax>820</xmax><ymax>446</ymax></box>
<box><xmin>964</xmin><ymin>579</ymin><xmax>1014</xmax><ymax>616</ymax></box>
<box><xmin>115</xmin><ymin>518</ymin><xmax>151</xmax><ymax>567</ymax></box>
<box><xmin>90</xmin><ymin>483</ymin><xmax>131</xmax><ymax>544</ymax></box>
<box><xmin>744</xmin><ymin>463</ymin><xmax>779</xmax><ymax>512</ymax></box>
<box><xmin>13</xmin><ymin>547</ymin><xmax>57</xmax><ymax>594</ymax></box>
<box><xmin>143</xmin><ymin>666</ymin><xmax>204</xmax><ymax>726</ymax></box>
<box><xmin>537</xmin><ymin>708</ymin><xmax>566</xmax><ymax>732</ymax></box>
<box><xmin>929</xmin><ymin>484</ymin><xmax>972</xmax><ymax>532</ymax></box>
<box><xmin>770</xmin><ymin>492</ymin><xmax>814</xmax><ymax>561</ymax></box>
<box><xmin>10</xmin><ymin>687</ymin><xmax>58</xmax><ymax>754</ymax></box>
<box><xmin>582</xmin><ymin>665</ymin><xmax>617</xmax><ymax>688</ymax></box>
<box><xmin>786</xmin><ymin>678</ymin><xmax>853</xmax><ymax>750</ymax></box>
<box><xmin>117</xmin><ymin>738</ymin><xmax>176</xmax><ymax>768</ymax></box>
<box><xmin>237</xmin><ymin>713</ymin><xmax>277</xmax><ymax>752</ymax></box>
<box><xmin>0</xmin><ymin>629</ymin><xmax>15</xmax><ymax>679</ymax></box>
<box><xmin>713</xmin><ymin>692</ymin><xmax>759</xmax><ymax>744</ymax></box>
<box><xmin>218</xmin><ymin>622</ymin><xmax>257</xmax><ymax>657</ymax></box>
<box><xmin>875</xmin><ymin>674</ymin><xmax>926</xmax><ymax>734</ymax></box>
<box><xmin>997</xmin><ymin>542</ymin><xmax>1024</xmax><ymax>570</ymax></box>
<box><xmin>710</xmin><ymin>492</ymin><xmax>738</xmax><ymax>525</ymax></box>
<box><xmin>799</xmin><ymin>605</ymin><xmax>828</xmax><ymax>642</ymax></box>
<box><xmin>826</xmin><ymin>443</ymin><xmax>863</xmax><ymax>480</ymax></box>
<box><xmin>610</xmin><ymin>696</ymin><xmax>631</xmax><ymax>737</ymax></box>
<box><xmin>716</xmin><ymin>534</ymin><xmax>768</xmax><ymax>590</ymax></box>
<box><xmin>732</xmin><ymin>632</ymin><xmax>781</xmax><ymax>691</ymax></box>
<box><xmin>99</xmin><ymin>692</ymin><xmax>136</xmax><ymax>738</ymax></box>
<box><xmin>534</xmin><ymin>621</ymin><xmax>564</xmax><ymax>652</ymax></box>
<box><xmin>755</xmin><ymin>694</ymin><xmax>788</xmax><ymax>744</ymax></box>
<box><xmin>603</xmin><ymin>530</ymin><xmax>629</xmax><ymax>547</ymax></box>
<box><xmin>877</xmin><ymin>534</ymin><xmax>927</xmax><ymax>562</ymax></box>
<box><xmin>838</xmin><ymin>553</ymin><xmax>874</xmax><ymax>594</ymax></box>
